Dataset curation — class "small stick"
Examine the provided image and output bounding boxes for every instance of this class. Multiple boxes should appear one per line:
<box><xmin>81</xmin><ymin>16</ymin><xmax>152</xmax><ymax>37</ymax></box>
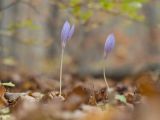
<box><xmin>91</xmin><ymin>78</ymin><xmax>97</xmax><ymax>105</ymax></box>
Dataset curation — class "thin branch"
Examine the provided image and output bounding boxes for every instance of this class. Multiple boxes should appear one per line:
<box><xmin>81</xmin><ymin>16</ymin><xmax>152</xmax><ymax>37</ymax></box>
<box><xmin>20</xmin><ymin>1</ymin><xmax>40</xmax><ymax>14</ymax></box>
<box><xmin>0</xmin><ymin>0</ymin><xmax>21</xmax><ymax>12</ymax></box>
<box><xmin>99</xmin><ymin>8</ymin><xmax>144</xmax><ymax>23</ymax></box>
<box><xmin>0</xmin><ymin>0</ymin><xmax>40</xmax><ymax>14</ymax></box>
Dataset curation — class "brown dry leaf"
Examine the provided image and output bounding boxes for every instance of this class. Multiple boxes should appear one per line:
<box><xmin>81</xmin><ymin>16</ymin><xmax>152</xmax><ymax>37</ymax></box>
<box><xmin>82</xmin><ymin>95</ymin><xmax>134</xmax><ymax>120</ymax></box>
<box><xmin>82</xmin><ymin>105</ymin><xmax>129</xmax><ymax>120</ymax></box>
<box><xmin>95</xmin><ymin>88</ymin><xmax>107</xmax><ymax>103</ymax></box>
<box><xmin>5</xmin><ymin>92</ymin><xmax>27</xmax><ymax>107</ymax></box>
<box><xmin>21</xmin><ymin>79</ymin><xmax>39</xmax><ymax>91</ymax></box>
<box><xmin>136</xmin><ymin>73</ymin><xmax>160</xmax><ymax>97</ymax></box>
<box><xmin>0</xmin><ymin>85</ymin><xmax>8</xmax><ymax>108</ymax></box>
<box><xmin>63</xmin><ymin>86</ymin><xmax>90</xmax><ymax>111</ymax></box>
<box><xmin>13</xmin><ymin>102</ymin><xmax>65</xmax><ymax>120</ymax></box>
<box><xmin>34</xmin><ymin>77</ymin><xmax>59</xmax><ymax>92</ymax></box>
<box><xmin>12</xmin><ymin>95</ymin><xmax>38</xmax><ymax>120</ymax></box>
<box><xmin>28</xmin><ymin>92</ymin><xmax>44</xmax><ymax>101</ymax></box>
<box><xmin>88</xmin><ymin>95</ymin><xmax>97</xmax><ymax>105</ymax></box>
<box><xmin>125</xmin><ymin>92</ymin><xmax>135</xmax><ymax>104</ymax></box>
<box><xmin>41</xmin><ymin>90</ymin><xmax>65</xmax><ymax>103</ymax></box>
<box><xmin>134</xmin><ymin>97</ymin><xmax>160</xmax><ymax>120</ymax></box>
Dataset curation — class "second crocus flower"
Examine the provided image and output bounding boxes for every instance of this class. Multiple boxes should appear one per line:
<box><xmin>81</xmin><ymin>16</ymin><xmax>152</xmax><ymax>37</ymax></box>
<box><xmin>103</xmin><ymin>33</ymin><xmax>115</xmax><ymax>91</ymax></box>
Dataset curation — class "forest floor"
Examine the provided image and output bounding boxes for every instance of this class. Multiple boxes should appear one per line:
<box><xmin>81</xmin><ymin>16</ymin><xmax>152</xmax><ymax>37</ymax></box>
<box><xmin>0</xmin><ymin>65</ymin><xmax>160</xmax><ymax>120</ymax></box>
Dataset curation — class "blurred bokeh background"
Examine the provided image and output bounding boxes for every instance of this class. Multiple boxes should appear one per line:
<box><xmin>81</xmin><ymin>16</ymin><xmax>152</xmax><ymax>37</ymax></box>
<box><xmin>0</xmin><ymin>0</ymin><xmax>159</xmax><ymax>77</ymax></box>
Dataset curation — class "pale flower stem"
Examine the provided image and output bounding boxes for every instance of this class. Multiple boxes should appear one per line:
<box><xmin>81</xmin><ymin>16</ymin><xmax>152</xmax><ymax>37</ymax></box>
<box><xmin>103</xmin><ymin>59</ymin><xmax>110</xmax><ymax>91</ymax></box>
<box><xmin>59</xmin><ymin>48</ymin><xmax>64</xmax><ymax>96</ymax></box>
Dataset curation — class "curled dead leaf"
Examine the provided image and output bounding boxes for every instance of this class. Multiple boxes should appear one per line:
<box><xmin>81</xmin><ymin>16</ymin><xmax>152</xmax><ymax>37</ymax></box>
<box><xmin>63</xmin><ymin>86</ymin><xmax>90</xmax><ymax>111</ymax></box>
<box><xmin>0</xmin><ymin>85</ymin><xmax>8</xmax><ymax>108</ymax></box>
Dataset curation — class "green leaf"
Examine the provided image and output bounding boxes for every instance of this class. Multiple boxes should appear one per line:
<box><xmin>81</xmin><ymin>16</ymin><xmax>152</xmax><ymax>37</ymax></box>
<box><xmin>79</xmin><ymin>10</ymin><xmax>92</xmax><ymax>22</ymax></box>
<box><xmin>2</xmin><ymin>57</ymin><xmax>16</xmax><ymax>66</ymax></box>
<box><xmin>0</xmin><ymin>107</ymin><xmax>10</xmax><ymax>114</ymax></box>
<box><xmin>70</xmin><ymin>0</ymin><xmax>81</xmax><ymax>6</ymax></box>
<box><xmin>99</xmin><ymin>1</ymin><xmax>114</xmax><ymax>11</ymax></box>
<box><xmin>8</xmin><ymin>19</ymin><xmax>41</xmax><ymax>31</ymax></box>
<box><xmin>1</xmin><ymin>82</ymin><xmax>15</xmax><ymax>87</ymax></box>
<box><xmin>115</xmin><ymin>94</ymin><xmax>127</xmax><ymax>103</ymax></box>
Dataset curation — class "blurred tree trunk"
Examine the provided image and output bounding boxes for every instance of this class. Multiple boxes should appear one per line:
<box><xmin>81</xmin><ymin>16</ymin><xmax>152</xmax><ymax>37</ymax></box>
<box><xmin>15</xmin><ymin>0</ymin><xmax>49</xmax><ymax>72</ymax></box>
<box><xmin>0</xmin><ymin>0</ymin><xmax>2</xmax><ymax>57</ymax></box>
<box><xmin>0</xmin><ymin>0</ymin><xmax>17</xmax><ymax>59</ymax></box>
<box><xmin>47</xmin><ymin>4</ymin><xmax>59</xmax><ymax>58</ymax></box>
<box><xmin>143</xmin><ymin>1</ymin><xmax>160</xmax><ymax>54</ymax></box>
<box><xmin>0</xmin><ymin>0</ymin><xmax>49</xmax><ymax>72</ymax></box>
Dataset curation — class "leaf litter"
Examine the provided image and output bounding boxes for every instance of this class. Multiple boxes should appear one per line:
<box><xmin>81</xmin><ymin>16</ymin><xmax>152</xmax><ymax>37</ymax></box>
<box><xmin>0</xmin><ymin>69</ymin><xmax>160</xmax><ymax>120</ymax></box>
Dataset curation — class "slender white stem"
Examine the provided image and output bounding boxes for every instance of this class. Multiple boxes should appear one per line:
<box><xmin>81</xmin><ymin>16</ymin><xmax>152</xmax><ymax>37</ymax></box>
<box><xmin>59</xmin><ymin>48</ymin><xmax>64</xmax><ymax>96</ymax></box>
<box><xmin>103</xmin><ymin>59</ymin><xmax>110</xmax><ymax>91</ymax></box>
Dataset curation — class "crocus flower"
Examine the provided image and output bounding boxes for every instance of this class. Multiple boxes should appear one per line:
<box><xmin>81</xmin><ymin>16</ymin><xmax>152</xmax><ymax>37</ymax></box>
<box><xmin>103</xmin><ymin>33</ymin><xmax>115</xmax><ymax>91</ymax></box>
<box><xmin>104</xmin><ymin>33</ymin><xmax>115</xmax><ymax>58</ymax></box>
<box><xmin>61</xmin><ymin>21</ymin><xmax>75</xmax><ymax>48</ymax></box>
<box><xmin>59</xmin><ymin>20</ymin><xmax>75</xmax><ymax>97</ymax></box>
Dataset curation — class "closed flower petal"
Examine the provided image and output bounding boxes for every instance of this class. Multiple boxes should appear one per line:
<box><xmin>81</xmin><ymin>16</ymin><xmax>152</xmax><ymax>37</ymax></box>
<box><xmin>68</xmin><ymin>25</ymin><xmax>75</xmax><ymax>40</ymax></box>
<box><xmin>61</xmin><ymin>21</ymin><xmax>70</xmax><ymax>47</ymax></box>
<box><xmin>60</xmin><ymin>21</ymin><xmax>75</xmax><ymax>48</ymax></box>
<box><xmin>104</xmin><ymin>33</ymin><xmax>115</xmax><ymax>58</ymax></box>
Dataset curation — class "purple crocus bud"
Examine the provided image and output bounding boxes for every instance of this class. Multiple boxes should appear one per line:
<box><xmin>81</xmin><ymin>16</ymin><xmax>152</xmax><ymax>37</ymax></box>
<box><xmin>104</xmin><ymin>33</ymin><xmax>115</xmax><ymax>58</ymax></box>
<box><xmin>68</xmin><ymin>25</ymin><xmax>75</xmax><ymax>40</ymax></box>
<box><xmin>61</xmin><ymin>21</ymin><xmax>75</xmax><ymax>48</ymax></box>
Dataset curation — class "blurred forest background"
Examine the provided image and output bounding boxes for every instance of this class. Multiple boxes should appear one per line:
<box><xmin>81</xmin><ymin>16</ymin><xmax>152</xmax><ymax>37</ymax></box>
<box><xmin>0</xmin><ymin>0</ymin><xmax>159</xmax><ymax>78</ymax></box>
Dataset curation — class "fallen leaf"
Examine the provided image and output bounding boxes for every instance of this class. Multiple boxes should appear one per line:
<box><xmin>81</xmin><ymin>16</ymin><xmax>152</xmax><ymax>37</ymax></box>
<box><xmin>0</xmin><ymin>85</ymin><xmax>8</xmax><ymax>108</ymax></box>
<box><xmin>115</xmin><ymin>94</ymin><xmax>127</xmax><ymax>103</ymax></box>
<box><xmin>1</xmin><ymin>82</ymin><xmax>15</xmax><ymax>87</ymax></box>
<box><xmin>64</xmin><ymin>86</ymin><xmax>90</xmax><ymax>111</ymax></box>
